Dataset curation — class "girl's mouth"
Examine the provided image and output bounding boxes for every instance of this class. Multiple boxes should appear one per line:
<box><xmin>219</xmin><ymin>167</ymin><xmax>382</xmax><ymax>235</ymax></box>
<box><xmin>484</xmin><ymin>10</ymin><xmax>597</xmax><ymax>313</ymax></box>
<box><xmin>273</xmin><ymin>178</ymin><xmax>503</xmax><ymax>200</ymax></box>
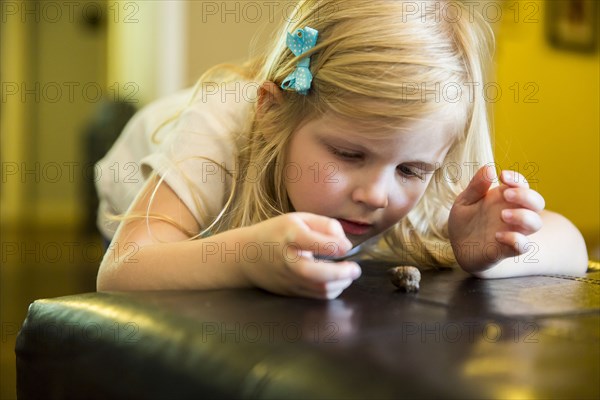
<box><xmin>337</xmin><ymin>219</ymin><xmax>373</xmax><ymax>236</ymax></box>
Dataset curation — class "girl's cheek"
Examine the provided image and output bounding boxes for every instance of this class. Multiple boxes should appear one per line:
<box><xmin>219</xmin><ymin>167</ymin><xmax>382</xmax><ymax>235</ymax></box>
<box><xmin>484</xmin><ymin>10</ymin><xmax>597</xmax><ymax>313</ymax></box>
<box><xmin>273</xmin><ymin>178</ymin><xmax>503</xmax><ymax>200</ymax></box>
<box><xmin>391</xmin><ymin>185</ymin><xmax>422</xmax><ymax>216</ymax></box>
<box><xmin>305</xmin><ymin>161</ymin><xmax>343</xmax><ymax>187</ymax></box>
<box><xmin>321</xmin><ymin>170</ymin><xmax>350</xmax><ymax>196</ymax></box>
<box><xmin>306</xmin><ymin>160</ymin><xmax>342</xmax><ymax>186</ymax></box>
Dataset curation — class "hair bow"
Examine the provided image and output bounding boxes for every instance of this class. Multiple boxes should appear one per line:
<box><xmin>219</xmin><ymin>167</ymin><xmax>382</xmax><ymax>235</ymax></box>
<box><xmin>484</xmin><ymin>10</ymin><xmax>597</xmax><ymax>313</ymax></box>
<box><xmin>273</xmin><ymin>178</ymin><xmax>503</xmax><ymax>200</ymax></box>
<box><xmin>280</xmin><ymin>26</ymin><xmax>319</xmax><ymax>95</ymax></box>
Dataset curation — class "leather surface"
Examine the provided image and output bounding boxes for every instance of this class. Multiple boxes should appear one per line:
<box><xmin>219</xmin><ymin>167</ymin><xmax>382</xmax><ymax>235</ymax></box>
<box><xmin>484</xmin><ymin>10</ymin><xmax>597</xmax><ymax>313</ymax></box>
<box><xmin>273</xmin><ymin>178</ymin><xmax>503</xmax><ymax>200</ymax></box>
<box><xmin>16</xmin><ymin>262</ymin><xmax>600</xmax><ymax>399</ymax></box>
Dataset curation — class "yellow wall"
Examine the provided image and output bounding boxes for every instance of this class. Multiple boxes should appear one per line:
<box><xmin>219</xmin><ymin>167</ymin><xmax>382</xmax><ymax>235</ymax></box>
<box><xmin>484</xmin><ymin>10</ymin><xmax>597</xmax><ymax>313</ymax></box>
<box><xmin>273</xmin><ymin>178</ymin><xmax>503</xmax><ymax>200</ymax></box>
<box><xmin>0</xmin><ymin>1</ymin><xmax>28</xmax><ymax>228</ymax></box>
<box><xmin>493</xmin><ymin>1</ymin><xmax>599</xmax><ymax>248</ymax></box>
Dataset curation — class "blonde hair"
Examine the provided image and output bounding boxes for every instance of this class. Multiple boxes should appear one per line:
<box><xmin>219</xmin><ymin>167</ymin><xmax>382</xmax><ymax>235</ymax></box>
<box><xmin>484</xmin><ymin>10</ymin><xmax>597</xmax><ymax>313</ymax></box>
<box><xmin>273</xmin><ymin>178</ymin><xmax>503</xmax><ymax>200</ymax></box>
<box><xmin>152</xmin><ymin>0</ymin><xmax>496</xmax><ymax>268</ymax></box>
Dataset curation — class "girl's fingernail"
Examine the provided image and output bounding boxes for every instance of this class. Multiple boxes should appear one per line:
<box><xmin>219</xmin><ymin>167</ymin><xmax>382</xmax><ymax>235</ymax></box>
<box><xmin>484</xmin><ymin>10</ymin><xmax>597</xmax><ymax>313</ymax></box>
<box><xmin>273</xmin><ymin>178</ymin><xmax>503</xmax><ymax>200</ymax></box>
<box><xmin>502</xmin><ymin>209</ymin><xmax>512</xmax><ymax>221</ymax></box>
<box><xmin>504</xmin><ymin>189</ymin><xmax>516</xmax><ymax>201</ymax></box>
<box><xmin>495</xmin><ymin>232</ymin><xmax>504</xmax><ymax>240</ymax></box>
<box><xmin>352</xmin><ymin>266</ymin><xmax>362</xmax><ymax>279</ymax></box>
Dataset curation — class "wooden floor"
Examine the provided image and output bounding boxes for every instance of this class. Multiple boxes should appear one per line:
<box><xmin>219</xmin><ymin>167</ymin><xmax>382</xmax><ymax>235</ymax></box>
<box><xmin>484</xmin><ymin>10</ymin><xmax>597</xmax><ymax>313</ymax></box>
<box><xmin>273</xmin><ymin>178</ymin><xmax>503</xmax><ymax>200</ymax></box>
<box><xmin>1</xmin><ymin>227</ymin><xmax>101</xmax><ymax>400</ymax></box>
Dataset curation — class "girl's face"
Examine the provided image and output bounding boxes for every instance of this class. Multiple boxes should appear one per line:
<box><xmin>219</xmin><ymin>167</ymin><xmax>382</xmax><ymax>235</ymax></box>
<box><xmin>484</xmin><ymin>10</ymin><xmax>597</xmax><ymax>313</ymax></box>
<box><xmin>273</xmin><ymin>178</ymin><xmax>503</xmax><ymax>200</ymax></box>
<box><xmin>284</xmin><ymin>112</ymin><xmax>455</xmax><ymax>247</ymax></box>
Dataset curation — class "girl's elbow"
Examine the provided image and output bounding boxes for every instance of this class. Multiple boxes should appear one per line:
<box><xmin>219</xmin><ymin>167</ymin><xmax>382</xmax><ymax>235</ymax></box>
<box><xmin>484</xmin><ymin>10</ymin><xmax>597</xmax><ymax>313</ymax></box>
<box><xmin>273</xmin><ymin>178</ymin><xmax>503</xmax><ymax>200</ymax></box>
<box><xmin>568</xmin><ymin>222</ymin><xmax>589</xmax><ymax>276</ymax></box>
<box><xmin>545</xmin><ymin>210</ymin><xmax>589</xmax><ymax>276</ymax></box>
<box><xmin>571</xmin><ymin>231</ymin><xmax>589</xmax><ymax>276</ymax></box>
<box><xmin>469</xmin><ymin>269</ymin><xmax>501</xmax><ymax>280</ymax></box>
<box><xmin>96</xmin><ymin>244</ymin><xmax>130</xmax><ymax>291</ymax></box>
<box><xmin>572</xmin><ymin>251</ymin><xmax>589</xmax><ymax>277</ymax></box>
<box><xmin>96</xmin><ymin>258</ymin><xmax>124</xmax><ymax>292</ymax></box>
<box><xmin>96</xmin><ymin>276</ymin><xmax>109</xmax><ymax>292</ymax></box>
<box><xmin>96</xmin><ymin>267</ymin><xmax>116</xmax><ymax>291</ymax></box>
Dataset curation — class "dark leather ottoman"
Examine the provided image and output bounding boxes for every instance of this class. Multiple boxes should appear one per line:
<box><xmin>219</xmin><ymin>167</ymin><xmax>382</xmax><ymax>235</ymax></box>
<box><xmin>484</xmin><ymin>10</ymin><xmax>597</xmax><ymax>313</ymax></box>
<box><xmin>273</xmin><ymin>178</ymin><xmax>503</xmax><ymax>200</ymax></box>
<box><xmin>15</xmin><ymin>261</ymin><xmax>600</xmax><ymax>399</ymax></box>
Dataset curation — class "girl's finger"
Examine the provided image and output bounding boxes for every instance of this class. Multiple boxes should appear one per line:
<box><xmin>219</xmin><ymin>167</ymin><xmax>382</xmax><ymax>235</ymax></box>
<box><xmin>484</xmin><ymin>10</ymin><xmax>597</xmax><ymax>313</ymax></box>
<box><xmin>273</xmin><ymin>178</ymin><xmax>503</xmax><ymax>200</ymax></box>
<box><xmin>289</xmin><ymin>279</ymin><xmax>352</xmax><ymax>300</ymax></box>
<box><xmin>500</xmin><ymin>170</ymin><xmax>530</xmax><ymax>189</ymax></box>
<box><xmin>501</xmin><ymin>208</ymin><xmax>543</xmax><ymax>235</ymax></box>
<box><xmin>456</xmin><ymin>165</ymin><xmax>495</xmax><ymax>205</ymax></box>
<box><xmin>285</xmin><ymin>214</ymin><xmax>352</xmax><ymax>257</ymax></box>
<box><xmin>296</xmin><ymin>212</ymin><xmax>347</xmax><ymax>238</ymax></box>
<box><xmin>503</xmin><ymin>188</ymin><xmax>545</xmax><ymax>212</ymax></box>
<box><xmin>320</xmin><ymin>278</ymin><xmax>354</xmax><ymax>299</ymax></box>
<box><xmin>287</xmin><ymin>257</ymin><xmax>361</xmax><ymax>284</ymax></box>
<box><xmin>298</xmin><ymin>278</ymin><xmax>354</xmax><ymax>299</ymax></box>
<box><xmin>495</xmin><ymin>231</ymin><xmax>530</xmax><ymax>256</ymax></box>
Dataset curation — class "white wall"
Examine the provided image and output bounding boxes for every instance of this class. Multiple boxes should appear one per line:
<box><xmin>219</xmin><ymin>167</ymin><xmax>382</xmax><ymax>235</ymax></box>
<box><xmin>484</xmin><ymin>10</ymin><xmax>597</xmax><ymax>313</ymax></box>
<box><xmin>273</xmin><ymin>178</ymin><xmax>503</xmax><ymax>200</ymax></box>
<box><xmin>107</xmin><ymin>0</ymin><xmax>285</xmax><ymax>102</ymax></box>
<box><xmin>107</xmin><ymin>0</ymin><xmax>187</xmax><ymax>104</ymax></box>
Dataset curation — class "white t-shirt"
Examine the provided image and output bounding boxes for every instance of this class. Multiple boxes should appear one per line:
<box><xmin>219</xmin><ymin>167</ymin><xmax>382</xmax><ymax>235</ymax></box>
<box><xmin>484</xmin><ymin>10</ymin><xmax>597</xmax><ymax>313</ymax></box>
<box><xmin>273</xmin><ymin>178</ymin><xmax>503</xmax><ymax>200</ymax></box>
<box><xmin>95</xmin><ymin>82</ymin><xmax>255</xmax><ymax>239</ymax></box>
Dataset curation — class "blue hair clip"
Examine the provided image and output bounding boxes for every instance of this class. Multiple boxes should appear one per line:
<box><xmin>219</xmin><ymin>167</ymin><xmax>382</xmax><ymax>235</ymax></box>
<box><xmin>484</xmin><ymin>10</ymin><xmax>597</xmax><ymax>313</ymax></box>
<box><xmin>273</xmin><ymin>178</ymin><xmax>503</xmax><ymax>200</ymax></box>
<box><xmin>280</xmin><ymin>26</ymin><xmax>319</xmax><ymax>95</ymax></box>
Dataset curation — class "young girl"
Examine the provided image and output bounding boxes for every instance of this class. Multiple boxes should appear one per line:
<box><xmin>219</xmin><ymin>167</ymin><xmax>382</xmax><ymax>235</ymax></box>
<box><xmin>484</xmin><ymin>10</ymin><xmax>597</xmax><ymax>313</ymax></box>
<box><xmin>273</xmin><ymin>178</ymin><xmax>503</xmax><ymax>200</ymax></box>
<box><xmin>96</xmin><ymin>0</ymin><xmax>588</xmax><ymax>299</ymax></box>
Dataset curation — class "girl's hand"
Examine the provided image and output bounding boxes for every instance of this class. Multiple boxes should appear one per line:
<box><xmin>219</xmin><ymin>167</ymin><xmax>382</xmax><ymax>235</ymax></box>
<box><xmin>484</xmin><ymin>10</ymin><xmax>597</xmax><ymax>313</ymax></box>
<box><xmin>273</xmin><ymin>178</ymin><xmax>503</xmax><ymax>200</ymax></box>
<box><xmin>448</xmin><ymin>165</ymin><xmax>545</xmax><ymax>273</ymax></box>
<box><xmin>239</xmin><ymin>213</ymin><xmax>362</xmax><ymax>299</ymax></box>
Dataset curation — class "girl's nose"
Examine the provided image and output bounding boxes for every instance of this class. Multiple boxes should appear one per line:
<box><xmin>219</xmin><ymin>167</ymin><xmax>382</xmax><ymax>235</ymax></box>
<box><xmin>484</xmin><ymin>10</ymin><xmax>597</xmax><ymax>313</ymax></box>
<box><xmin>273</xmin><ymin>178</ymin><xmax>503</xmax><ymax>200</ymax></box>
<box><xmin>351</xmin><ymin>171</ymin><xmax>390</xmax><ymax>209</ymax></box>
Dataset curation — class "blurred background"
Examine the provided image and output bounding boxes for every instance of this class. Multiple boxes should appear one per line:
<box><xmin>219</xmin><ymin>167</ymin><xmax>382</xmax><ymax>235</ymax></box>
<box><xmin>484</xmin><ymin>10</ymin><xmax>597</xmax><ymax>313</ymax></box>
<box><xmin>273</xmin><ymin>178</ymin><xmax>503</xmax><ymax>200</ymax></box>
<box><xmin>1</xmin><ymin>1</ymin><xmax>598</xmax><ymax>398</ymax></box>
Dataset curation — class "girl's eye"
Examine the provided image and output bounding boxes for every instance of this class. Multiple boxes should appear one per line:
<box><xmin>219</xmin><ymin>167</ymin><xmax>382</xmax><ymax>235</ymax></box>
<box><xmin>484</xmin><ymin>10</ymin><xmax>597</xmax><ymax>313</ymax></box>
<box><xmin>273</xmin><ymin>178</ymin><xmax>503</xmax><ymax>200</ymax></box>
<box><xmin>397</xmin><ymin>165</ymin><xmax>423</xmax><ymax>179</ymax></box>
<box><xmin>329</xmin><ymin>146</ymin><xmax>362</xmax><ymax>160</ymax></box>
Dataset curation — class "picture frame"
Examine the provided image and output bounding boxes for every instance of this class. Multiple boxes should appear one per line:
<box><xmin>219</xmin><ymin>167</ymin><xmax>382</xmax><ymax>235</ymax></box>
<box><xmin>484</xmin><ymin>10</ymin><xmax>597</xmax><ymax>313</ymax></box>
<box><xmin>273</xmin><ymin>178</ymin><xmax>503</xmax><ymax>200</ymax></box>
<box><xmin>546</xmin><ymin>0</ymin><xmax>599</xmax><ymax>53</ymax></box>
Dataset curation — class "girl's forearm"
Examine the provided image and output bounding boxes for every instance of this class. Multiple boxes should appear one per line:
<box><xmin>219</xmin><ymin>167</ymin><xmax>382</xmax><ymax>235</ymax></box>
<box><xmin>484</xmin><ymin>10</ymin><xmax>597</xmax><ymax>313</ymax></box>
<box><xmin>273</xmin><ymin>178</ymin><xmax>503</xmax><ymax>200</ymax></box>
<box><xmin>472</xmin><ymin>210</ymin><xmax>589</xmax><ymax>279</ymax></box>
<box><xmin>97</xmin><ymin>229</ymin><xmax>254</xmax><ymax>291</ymax></box>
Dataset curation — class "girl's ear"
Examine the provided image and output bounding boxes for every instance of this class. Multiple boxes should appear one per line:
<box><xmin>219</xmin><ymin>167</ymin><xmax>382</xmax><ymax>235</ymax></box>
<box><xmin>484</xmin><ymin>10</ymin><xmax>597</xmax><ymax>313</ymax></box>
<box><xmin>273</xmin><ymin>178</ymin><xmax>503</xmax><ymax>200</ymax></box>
<box><xmin>257</xmin><ymin>81</ymin><xmax>284</xmax><ymax>118</ymax></box>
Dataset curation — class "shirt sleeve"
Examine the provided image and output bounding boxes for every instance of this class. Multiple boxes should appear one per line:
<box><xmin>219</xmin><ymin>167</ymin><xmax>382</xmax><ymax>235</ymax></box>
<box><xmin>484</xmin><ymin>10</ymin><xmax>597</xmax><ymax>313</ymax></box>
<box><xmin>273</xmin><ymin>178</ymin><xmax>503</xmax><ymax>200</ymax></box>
<box><xmin>140</xmin><ymin>81</ymin><xmax>254</xmax><ymax>230</ymax></box>
<box><xmin>94</xmin><ymin>89</ymin><xmax>194</xmax><ymax>238</ymax></box>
